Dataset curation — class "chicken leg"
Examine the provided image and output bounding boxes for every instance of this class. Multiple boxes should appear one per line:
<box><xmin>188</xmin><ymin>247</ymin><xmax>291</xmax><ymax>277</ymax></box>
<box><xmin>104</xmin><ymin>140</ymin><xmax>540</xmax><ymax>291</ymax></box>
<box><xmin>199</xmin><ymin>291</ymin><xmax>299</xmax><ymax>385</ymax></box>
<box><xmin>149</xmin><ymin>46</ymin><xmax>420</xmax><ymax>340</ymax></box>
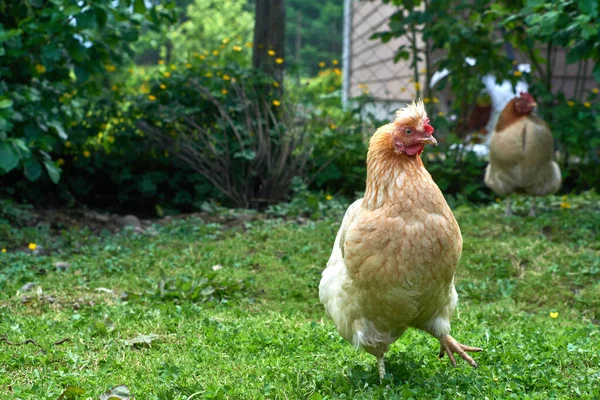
<box><xmin>377</xmin><ymin>356</ymin><xmax>386</xmax><ymax>381</ymax></box>
<box><xmin>528</xmin><ymin>197</ymin><xmax>537</xmax><ymax>217</ymax></box>
<box><xmin>438</xmin><ymin>334</ymin><xmax>482</xmax><ymax>368</ymax></box>
<box><xmin>504</xmin><ymin>197</ymin><xmax>512</xmax><ymax>217</ymax></box>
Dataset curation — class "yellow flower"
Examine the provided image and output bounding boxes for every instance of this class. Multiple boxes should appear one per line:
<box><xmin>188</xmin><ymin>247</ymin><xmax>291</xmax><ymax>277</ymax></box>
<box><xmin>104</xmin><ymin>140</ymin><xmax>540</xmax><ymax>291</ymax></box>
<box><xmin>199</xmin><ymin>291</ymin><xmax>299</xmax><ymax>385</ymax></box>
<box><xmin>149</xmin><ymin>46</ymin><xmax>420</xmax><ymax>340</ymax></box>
<box><xmin>221</xmin><ymin>89</ymin><xmax>228</xmax><ymax>95</ymax></box>
<box><xmin>414</xmin><ymin>82</ymin><xmax>421</xmax><ymax>91</ymax></box>
<box><xmin>57</xmin><ymin>158</ymin><xmax>65</xmax><ymax>166</ymax></box>
<box><xmin>105</xmin><ymin>64</ymin><xmax>116</xmax><ymax>72</ymax></box>
<box><xmin>567</xmin><ymin>101</ymin><xmax>575</xmax><ymax>107</ymax></box>
<box><xmin>205</xmin><ymin>72</ymin><xmax>213</xmax><ymax>78</ymax></box>
<box><xmin>128</xmin><ymin>68</ymin><xmax>133</xmax><ymax>73</ymax></box>
<box><xmin>199</xmin><ymin>55</ymin><xmax>205</xmax><ymax>60</ymax></box>
<box><xmin>111</xmin><ymin>84</ymin><xmax>118</xmax><ymax>91</ymax></box>
<box><xmin>438</xmin><ymin>111</ymin><xmax>444</xmax><ymax>116</ymax></box>
<box><xmin>170</xmin><ymin>65</ymin><xmax>176</xmax><ymax>70</ymax></box>
<box><xmin>584</xmin><ymin>101</ymin><xmax>591</xmax><ymax>108</ymax></box>
<box><xmin>513</xmin><ymin>70</ymin><xmax>522</xmax><ymax>77</ymax></box>
<box><xmin>233</xmin><ymin>45</ymin><xmax>242</xmax><ymax>52</ymax></box>
<box><xmin>325</xmin><ymin>195</ymin><xmax>333</xmax><ymax>201</ymax></box>
<box><xmin>148</xmin><ymin>95</ymin><xmax>157</xmax><ymax>101</ymax></box>
<box><xmin>1</xmin><ymin>248</ymin><xmax>5</xmax><ymax>253</ymax></box>
<box><xmin>108</xmin><ymin>136</ymin><xmax>115</xmax><ymax>143</ymax></box>
<box><xmin>159</xmin><ymin>84</ymin><xmax>166</xmax><ymax>90</ymax></box>
<box><xmin>245</xmin><ymin>42</ymin><xmax>253</xmax><ymax>48</ymax></box>
<box><xmin>83</xmin><ymin>150</ymin><xmax>91</xmax><ymax>158</ymax></box>
<box><xmin>28</xmin><ymin>243</ymin><xmax>37</xmax><ymax>251</ymax></box>
<box><xmin>275</xmin><ymin>57</ymin><xmax>284</xmax><ymax>64</ymax></box>
<box><xmin>329</xmin><ymin>123</ymin><xmax>337</xmax><ymax>129</ymax></box>
<box><xmin>268</xmin><ymin>50</ymin><xmax>276</xmax><ymax>56</ymax></box>
<box><xmin>433</xmin><ymin>97</ymin><xmax>439</xmax><ymax>103</ymax></box>
<box><xmin>318</xmin><ymin>61</ymin><xmax>325</xmax><ymax>68</ymax></box>
<box><xmin>593</xmin><ymin>88</ymin><xmax>599</xmax><ymax>94</ymax></box>
<box><xmin>158</xmin><ymin>59</ymin><xmax>165</xmax><ymax>65</ymax></box>
<box><xmin>222</xmin><ymin>38</ymin><xmax>230</xmax><ymax>44</ymax></box>
<box><xmin>400</xmin><ymin>87</ymin><xmax>407</xmax><ymax>92</ymax></box>
<box><xmin>273</xmin><ymin>81</ymin><xmax>280</xmax><ymax>88</ymax></box>
<box><xmin>272</xmin><ymin>100</ymin><xmax>281</xmax><ymax>107</ymax></box>
<box><xmin>549</xmin><ymin>312</ymin><xmax>558</xmax><ymax>318</ymax></box>
<box><xmin>65</xmin><ymin>141</ymin><xmax>72</xmax><ymax>148</ymax></box>
<box><xmin>35</xmin><ymin>64</ymin><xmax>46</xmax><ymax>74</ymax></box>
<box><xmin>185</xmin><ymin>63</ymin><xmax>192</xmax><ymax>68</ymax></box>
<box><xmin>213</xmin><ymin>50</ymin><xmax>220</xmax><ymax>56</ymax></box>
<box><xmin>560</xmin><ymin>202</ymin><xmax>571</xmax><ymax>209</ymax></box>
<box><xmin>163</xmin><ymin>72</ymin><xmax>171</xmax><ymax>78</ymax></box>
<box><xmin>222</xmin><ymin>74</ymin><xmax>231</xmax><ymax>81</ymax></box>
<box><xmin>332</xmin><ymin>59</ymin><xmax>339</xmax><ymax>65</ymax></box>
<box><xmin>423</xmin><ymin>97</ymin><xmax>431</xmax><ymax>104</ymax></box>
<box><xmin>333</xmin><ymin>68</ymin><xmax>342</xmax><ymax>76</ymax></box>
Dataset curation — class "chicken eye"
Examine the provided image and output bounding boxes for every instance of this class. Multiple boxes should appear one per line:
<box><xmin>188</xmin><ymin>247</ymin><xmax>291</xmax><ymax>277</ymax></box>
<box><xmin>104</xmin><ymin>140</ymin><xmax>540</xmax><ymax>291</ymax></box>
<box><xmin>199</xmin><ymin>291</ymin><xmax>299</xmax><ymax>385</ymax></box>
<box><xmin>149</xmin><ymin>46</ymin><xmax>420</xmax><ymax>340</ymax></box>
<box><xmin>404</xmin><ymin>128</ymin><xmax>413</xmax><ymax>135</ymax></box>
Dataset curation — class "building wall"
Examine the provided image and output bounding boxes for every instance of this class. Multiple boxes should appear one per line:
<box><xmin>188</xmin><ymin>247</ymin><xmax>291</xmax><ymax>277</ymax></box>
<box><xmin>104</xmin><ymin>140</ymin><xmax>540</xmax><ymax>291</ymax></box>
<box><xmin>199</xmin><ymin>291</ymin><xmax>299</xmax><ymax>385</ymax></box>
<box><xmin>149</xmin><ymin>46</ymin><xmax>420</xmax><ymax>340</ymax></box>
<box><xmin>343</xmin><ymin>0</ymin><xmax>597</xmax><ymax>120</ymax></box>
<box><xmin>345</xmin><ymin>0</ymin><xmax>428</xmax><ymax>119</ymax></box>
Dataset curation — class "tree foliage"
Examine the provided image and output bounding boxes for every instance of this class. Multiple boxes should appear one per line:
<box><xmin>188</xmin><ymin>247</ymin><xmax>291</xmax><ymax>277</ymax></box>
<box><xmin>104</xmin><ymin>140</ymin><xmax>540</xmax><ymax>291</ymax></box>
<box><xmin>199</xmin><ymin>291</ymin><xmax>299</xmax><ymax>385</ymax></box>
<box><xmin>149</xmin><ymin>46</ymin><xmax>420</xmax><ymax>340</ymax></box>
<box><xmin>286</xmin><ymin>0</ymin><xmax>343</xmax><ymax>75</ymax></box>
<box><xmin>171</xmin><ymin>0</ymin><xmax>254</xmax><ymax>60</ymax></box>
<box><xmin>0</xmin><ymin>0</ymin><xmax>175</xmax><ymax>183</ymax></box>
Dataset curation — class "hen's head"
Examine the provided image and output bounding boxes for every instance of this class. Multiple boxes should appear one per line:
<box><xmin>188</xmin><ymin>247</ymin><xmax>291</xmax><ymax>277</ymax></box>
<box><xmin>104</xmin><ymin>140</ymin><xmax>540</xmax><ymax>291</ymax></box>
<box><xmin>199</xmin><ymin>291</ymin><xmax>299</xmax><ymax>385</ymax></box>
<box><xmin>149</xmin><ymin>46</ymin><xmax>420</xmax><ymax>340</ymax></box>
<box><xmin>390</xmin><ymin>100</ymin><xmax>437</xmax><ymax>156</ymax></box>
<box><xmin>514</xmin><ymin>92</ymin><xmax>537</xmax><ymax>115</ymax></box>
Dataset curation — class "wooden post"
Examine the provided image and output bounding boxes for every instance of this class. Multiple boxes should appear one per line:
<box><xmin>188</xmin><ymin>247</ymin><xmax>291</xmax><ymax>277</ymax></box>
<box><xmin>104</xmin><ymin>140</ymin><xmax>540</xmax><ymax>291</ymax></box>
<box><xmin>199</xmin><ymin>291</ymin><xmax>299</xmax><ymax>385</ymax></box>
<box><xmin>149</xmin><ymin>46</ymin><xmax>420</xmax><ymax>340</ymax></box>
<box><xmin>253</xmin><ymin>0</ymin><xmax>286</xmax><ymax>88</ymax></box>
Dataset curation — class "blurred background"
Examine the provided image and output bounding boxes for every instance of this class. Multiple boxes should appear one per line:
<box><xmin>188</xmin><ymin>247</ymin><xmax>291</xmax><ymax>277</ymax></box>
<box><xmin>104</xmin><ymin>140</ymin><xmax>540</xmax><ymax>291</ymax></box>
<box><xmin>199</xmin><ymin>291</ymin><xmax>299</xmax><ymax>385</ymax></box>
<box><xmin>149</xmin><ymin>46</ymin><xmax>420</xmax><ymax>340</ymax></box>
<box><xmin>1</xmin><ymin>0</ymin><xmax>599</xmax><ymax>218</ymax></box>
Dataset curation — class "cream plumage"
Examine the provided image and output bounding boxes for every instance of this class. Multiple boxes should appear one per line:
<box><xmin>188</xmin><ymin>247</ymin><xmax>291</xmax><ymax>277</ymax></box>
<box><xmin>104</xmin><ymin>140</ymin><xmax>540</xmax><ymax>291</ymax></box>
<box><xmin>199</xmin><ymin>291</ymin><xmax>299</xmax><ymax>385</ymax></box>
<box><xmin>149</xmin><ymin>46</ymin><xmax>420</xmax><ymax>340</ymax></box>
<box><xmin>484</xmin><ymin>92</ymin><xmax>561</xmax><ymax>216</ymax></box>
<box><xmin>319</xmin><ymin>100</ymin><xmax>481</xmax><ymax>381</ymax></box>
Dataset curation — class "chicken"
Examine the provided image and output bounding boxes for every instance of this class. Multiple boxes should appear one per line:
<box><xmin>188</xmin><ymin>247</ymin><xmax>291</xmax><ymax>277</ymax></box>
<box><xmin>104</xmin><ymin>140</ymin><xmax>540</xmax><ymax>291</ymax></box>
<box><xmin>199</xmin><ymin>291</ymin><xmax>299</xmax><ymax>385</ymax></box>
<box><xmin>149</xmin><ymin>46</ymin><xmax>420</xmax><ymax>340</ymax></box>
<box><xmin>319</xmin><ymin>100</ymin><xmax>481</xmax><ymax>381</ymax></box>
<box><xmin>484</xmin><ymin>92</ymin><xmax>561</xmax><ymax>216</ymax></box>
<box><xmin>466</xmin><ymin>93</ymin><xmax>492</xmax><ymax>135</ymax></box>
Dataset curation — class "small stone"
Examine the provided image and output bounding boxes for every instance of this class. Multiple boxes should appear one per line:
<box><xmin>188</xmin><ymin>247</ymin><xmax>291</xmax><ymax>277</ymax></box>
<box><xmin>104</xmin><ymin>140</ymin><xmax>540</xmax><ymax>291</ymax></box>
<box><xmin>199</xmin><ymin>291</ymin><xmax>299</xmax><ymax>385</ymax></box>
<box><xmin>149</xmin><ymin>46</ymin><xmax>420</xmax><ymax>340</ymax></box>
<box><xmin>94</xmin><ymin>287</ymin><xmax>116</xmax><ymax>295</ymax></box>
<box><xmin>19</xmin><ymin>282</ymin><xmax>37</xmax><ymax>293</ymax></box>
<box><xmin>54</xmin><ymin>261</ymin><xmax>70</xmax><ymax>271</ymax></box>
<box><xmin>118</xmin><ymin>215</ymin><xmax>141</xmax><ymax>228</ymax></box>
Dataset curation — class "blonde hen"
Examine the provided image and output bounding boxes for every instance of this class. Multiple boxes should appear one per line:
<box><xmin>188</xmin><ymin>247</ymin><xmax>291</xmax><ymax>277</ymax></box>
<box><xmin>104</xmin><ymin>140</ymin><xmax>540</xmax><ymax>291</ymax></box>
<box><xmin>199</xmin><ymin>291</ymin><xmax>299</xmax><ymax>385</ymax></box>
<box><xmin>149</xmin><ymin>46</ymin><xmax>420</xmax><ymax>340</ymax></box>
<box><xmin>485</xmin><ymin>92</ymin><xmax>561</xmax><ymax>216</ymax></box>
<box><xmin>319</xmin><ymin>100</ymin><xmax>481</xmax><ymax>381</ymax></box>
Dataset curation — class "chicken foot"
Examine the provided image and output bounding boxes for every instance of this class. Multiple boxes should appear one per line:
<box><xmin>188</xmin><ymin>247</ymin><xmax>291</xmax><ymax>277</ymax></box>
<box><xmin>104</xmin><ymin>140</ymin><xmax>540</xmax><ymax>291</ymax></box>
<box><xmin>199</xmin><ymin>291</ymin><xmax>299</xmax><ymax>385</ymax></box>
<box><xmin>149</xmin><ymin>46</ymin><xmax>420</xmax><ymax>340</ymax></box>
<box><xmin>529</xmin><ymin>197</ymin><xmax>537</xmax><ymax>217</ymax></box>
<box><xmin>438</xmin><ymin>334</ymin><xmax>482</xmax><ymax>368</ymax></box>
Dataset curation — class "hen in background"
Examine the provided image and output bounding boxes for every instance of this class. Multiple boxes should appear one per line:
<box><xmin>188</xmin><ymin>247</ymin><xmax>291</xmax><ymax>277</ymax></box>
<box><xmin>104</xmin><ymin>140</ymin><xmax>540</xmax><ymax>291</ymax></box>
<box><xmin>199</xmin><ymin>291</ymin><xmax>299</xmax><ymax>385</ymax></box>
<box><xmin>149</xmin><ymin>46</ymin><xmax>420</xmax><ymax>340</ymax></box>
<box><xmin>484</xmin><ymin>92</ymin><xmax>561</xmax><ymax>216</ymax></box>
<box><xmin>319</xmin><ymin>100</ymin><xmax>481</xmax><ymax>381</ymax></box>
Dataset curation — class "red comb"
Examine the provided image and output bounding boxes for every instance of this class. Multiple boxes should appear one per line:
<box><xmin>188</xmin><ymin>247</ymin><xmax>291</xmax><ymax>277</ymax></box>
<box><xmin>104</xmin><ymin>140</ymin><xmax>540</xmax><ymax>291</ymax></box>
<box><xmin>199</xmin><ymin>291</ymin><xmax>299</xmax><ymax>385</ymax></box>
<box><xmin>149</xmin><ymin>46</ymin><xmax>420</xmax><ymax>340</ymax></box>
<box><xmin>520</xmin><ymin>92</ymin><xmax>535</xmax><ymax>103</ymax></box>
<box><xmin>423</xmin><ymin>117</ymin><xmax>434</xmax><ymax>134</ymax></box>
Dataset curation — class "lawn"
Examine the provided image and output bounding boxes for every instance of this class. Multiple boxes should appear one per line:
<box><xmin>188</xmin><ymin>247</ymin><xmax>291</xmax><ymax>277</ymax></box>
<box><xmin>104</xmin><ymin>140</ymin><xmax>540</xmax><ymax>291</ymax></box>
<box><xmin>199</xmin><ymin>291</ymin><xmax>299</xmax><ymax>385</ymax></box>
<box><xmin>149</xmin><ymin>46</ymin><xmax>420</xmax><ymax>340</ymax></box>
<box><xmin>0</xmin><ymin>195</ymin><xmax>599</xmax><ymax>399</ymax></box>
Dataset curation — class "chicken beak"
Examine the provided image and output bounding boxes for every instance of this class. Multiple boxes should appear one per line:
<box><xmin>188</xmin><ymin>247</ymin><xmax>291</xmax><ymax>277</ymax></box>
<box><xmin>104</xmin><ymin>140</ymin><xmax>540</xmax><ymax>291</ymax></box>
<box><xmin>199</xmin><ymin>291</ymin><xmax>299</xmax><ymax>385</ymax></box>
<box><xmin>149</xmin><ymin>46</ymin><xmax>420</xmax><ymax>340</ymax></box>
<box><xmin>419</xmin><ymin>136</ymin><xmax>438</xmax><ymax>146</ymax></box>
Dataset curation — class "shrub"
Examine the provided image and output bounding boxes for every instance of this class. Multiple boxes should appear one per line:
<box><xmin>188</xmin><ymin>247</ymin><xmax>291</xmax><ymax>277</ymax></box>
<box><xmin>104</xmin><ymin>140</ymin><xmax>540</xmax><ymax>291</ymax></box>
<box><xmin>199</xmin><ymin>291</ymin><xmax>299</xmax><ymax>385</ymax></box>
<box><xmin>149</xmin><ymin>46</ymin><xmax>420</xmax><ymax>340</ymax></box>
<box><xmin>133</xmin><ymin>55</ymin><xmax>310</xmax><ymax>209</ymax></box>
<box><xmin>0</xmin><ymin>0</ymin><xmax>174</xmax><ymax>184</ymax></box>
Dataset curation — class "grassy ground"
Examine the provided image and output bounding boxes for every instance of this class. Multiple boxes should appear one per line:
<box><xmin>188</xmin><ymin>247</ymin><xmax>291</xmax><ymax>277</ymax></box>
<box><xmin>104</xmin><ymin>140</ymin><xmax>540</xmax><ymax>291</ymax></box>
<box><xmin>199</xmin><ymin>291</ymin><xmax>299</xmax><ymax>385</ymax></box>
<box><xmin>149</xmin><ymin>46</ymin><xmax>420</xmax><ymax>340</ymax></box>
<box><xmin>0</xmin><ymin>194</ymin><xmax>599</xmax><ymax>399</ymax></box>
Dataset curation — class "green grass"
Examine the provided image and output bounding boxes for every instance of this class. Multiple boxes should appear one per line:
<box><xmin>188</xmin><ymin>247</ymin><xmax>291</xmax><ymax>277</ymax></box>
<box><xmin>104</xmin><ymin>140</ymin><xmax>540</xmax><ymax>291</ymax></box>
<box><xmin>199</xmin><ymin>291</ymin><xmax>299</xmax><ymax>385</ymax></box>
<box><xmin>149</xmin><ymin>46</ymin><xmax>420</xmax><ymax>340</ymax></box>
<box><xmin>1</xmin><ymin>195</ymin><xmax>599</xmax><ymax>399</ymax></box>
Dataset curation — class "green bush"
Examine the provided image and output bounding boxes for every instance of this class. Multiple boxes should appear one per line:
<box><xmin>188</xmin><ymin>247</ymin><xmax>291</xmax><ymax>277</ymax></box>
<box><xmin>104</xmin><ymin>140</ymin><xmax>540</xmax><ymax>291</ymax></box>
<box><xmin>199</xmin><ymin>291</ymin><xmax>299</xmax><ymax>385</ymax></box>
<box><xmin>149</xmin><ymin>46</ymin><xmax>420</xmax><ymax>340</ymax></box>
<box><xmin>0</xmin><ymin>0</ymin><xmax>174</xmax><ymax>184</ymax></box>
